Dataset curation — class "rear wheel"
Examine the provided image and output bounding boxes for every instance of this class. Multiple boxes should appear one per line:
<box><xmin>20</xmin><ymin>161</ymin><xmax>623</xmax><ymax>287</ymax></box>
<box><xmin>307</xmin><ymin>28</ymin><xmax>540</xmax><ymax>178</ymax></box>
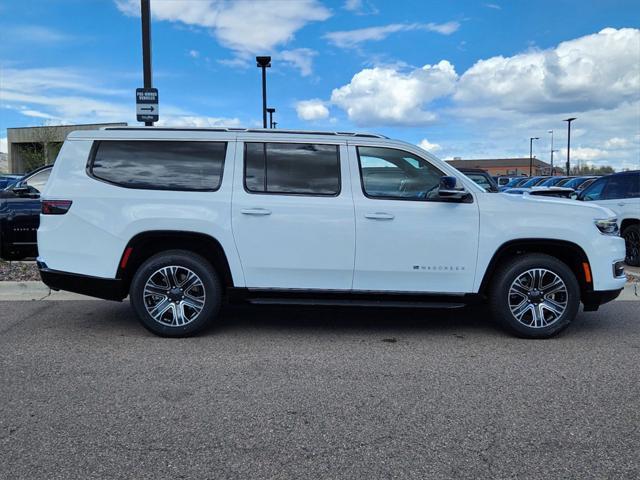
<box><xmin>130</xmin><ymin>250</ymin><xmax>222</xmax><ymax>337</ymax></box>
<box><xmin>489</xmin><ymin>254</ymin><xmax>580</xmax><ymax>338</ymax></box>
<box><xmin>622</xmin><ymin>224</ymin><xmax>640</xmax><ymax>267</ymax></box>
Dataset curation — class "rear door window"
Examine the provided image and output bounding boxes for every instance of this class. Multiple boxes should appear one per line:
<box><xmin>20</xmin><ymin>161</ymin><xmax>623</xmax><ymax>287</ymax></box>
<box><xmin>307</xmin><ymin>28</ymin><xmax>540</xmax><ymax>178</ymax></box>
<box><xmin>244</xmin><ymin>142</ymin><xmax>340</xmax><ymax>196</ymax></box>
<box><xmin>90</xmin><ymin>141</ymin><xmax>227</xmax><ymax>191</ymax></box>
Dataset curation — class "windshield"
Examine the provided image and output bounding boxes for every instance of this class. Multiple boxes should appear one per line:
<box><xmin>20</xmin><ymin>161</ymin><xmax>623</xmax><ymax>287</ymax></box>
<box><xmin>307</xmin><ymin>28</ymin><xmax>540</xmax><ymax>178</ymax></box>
<box><xmin>505</xmin><ymin>177</ymin><xmax>523</xmax><ymax>187</ymax></box>
<box><xmin>522</xmin><ymin>177</ymin><xmax>542</xmax><ymax>187</ymax></box>
<box><xmin>564</xmin><ymin>177</ymin><xmax>592</xmax><ymax>189</ymax></box>
<box><xmin>540</xmin><ymin>177</ymin><xmax>565</xmax><ymax>187</ymax></box>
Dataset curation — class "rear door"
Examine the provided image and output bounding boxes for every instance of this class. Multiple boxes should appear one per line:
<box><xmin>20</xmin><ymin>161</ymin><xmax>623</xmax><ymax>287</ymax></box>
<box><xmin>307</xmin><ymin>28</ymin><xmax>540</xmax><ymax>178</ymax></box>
<box><xmin>597</xmin><ymin>174</ymin><xmax>640</xmax><ymax>223</ymax></box>
<box><xmin>231</xmin><ymin>138</ymin><xmax>355</xmax><ymax>290</ymax></box>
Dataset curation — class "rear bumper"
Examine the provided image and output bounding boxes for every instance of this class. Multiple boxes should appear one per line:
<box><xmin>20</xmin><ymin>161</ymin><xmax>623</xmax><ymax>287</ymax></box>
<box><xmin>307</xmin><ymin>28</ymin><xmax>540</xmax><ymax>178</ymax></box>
<box><xmin>38</xmin><ymin>262</ymin><xmax>126</xmax><ymax>301</ymax></box>
<box><xmin>582</xmin><ymin>288</ymin><xmax>623</xmax><ymax>312</ymax></box>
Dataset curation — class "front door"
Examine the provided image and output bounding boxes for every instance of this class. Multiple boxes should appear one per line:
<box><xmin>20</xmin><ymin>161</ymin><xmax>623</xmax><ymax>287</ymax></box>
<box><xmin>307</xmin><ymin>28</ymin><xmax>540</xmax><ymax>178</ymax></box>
<box><xmin>232</xmin><ymin>140</ymin><xmax>355</xmax><ymax>290</ymax></box>
<box><xmin>349</xmin><ymin>145</ymin><xmax>479</xmax><ymax>293</ymax></box>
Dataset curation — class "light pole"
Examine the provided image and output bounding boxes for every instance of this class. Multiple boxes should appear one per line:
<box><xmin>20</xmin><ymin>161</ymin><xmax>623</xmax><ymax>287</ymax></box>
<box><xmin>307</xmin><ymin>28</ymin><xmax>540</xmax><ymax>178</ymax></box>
<box><xmin>267</xmin><ymin>107</ymin><xmax>276</xmax><ymax>129</ymax></box>
<box><xmin>141</xmin><ymin>0</ymin><xmax>153</xmax><ymax>126</ymax></box>
<box><xmin>564</xmin><ymin>117</ymin><xmax>576</xmax><ymax>175</ymax></box>
<box><xmin>529</xmin><ymin>137</ymin><xmax>539</xmax><ymax>176</ymax></box>
<box><xmin>256</xmin><ymin>56</ymin><xmax>271</xmax><ymax>128</ymax></box>
<box><xmin>548</xmin><ymin>130</ymin><xmax>554</xmax><ymax>175</ymax></box>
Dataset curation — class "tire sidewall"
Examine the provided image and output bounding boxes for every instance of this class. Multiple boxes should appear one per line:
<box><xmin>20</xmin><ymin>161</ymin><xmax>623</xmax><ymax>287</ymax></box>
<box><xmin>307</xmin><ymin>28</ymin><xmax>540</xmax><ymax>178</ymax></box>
<box><xmin>130</xmin><ymin>251</ymin><xmax>221</xmax><ymax>337</ymax></box>
<box><xmin>490</xmin><ymin>254</ymin><xmax>580</xmax><ymax>338</ymax></box>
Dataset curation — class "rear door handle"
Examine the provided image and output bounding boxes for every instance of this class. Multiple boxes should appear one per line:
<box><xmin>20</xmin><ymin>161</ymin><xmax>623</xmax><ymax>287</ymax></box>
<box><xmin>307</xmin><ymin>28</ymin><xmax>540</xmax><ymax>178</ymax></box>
<box><xmin>241</xmin><ymin>208</ymin><xmax>272</xmax><ymax>216</ymax></box>
<box><xmin>617</xmin><ymin>202</ymin><xmax>626</xmax><ymax>207</ymax></box>
<box><xmin>364</xmin><ymin>212</ymin><xmax>395</xmax><ymax>220</ymax></box>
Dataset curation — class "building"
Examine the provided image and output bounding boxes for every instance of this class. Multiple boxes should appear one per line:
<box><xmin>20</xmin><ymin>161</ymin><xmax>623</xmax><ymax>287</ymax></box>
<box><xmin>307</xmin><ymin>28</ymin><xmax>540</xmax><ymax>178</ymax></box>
<box><xmin>446</xmin><ymin>157</ymin><xmax>563</xmax><ymax>176</ymax></box>
<box><xmin>7</xmin><ymin>122</ymin><xmax>127</xmax><ymax>173</ymax></box>
<box><xmin>0</xmin><ymin>152</ymin><xmax>7</xmax><ymax>173</ymax></box>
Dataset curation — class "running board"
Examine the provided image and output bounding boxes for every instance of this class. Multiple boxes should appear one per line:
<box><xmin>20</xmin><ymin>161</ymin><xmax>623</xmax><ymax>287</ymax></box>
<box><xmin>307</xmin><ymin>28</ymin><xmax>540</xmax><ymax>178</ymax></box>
<box><xmin>247</xmin><ymin>298</ymin><xmax>466</xmax><ymax>309</ymax></box>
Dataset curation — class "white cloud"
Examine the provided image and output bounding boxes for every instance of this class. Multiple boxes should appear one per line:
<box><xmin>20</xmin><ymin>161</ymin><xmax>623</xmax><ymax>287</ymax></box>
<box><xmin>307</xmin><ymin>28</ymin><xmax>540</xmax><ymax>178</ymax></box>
<box><xmin>325</xmin><ymin>21</ymin><xmax>459</xmax><ymax>48</ymax></box>
<box><xmin>188</xmin><ymin>49</ymin><xmax>200</xmax><ymax>58</ymax></box>
<box><xmin>296</xmin><ymin>99</ymin><xmax>330</xmax><ymax>121</ymax></box>
<box><xmin>115</xmin><ymin>0</ymin><xmax>330</xmax><ymax>54</ymax></box>
<box><xmin>330</xmin><ymin>61</ymin><xmax>458</xmax><ymax>126</ymax></box>
<box><xmin>484</xmin><ymin>3</ymin><xmax>501</xmax><ymax>10</ymax></box>
<box><xmin>558</xmin><ymin>147</ymin><xmax>609</xmax><ymax>162</ymax></box>
<box><xmin>418</xmin><ymin>139</ymin><xmax>442</xmax><ymax>152</ymax></box>
<box><xmin>280</xmin><ymin>48</ymin><xmax>317</xmax><ymax>77</ymax></box>
<box><xmin>156</xmin><ymin>116</ymin><xmax>242</xmax><ymax>128</ymax></box>
<box><xmin>344</xmin><ymin>0</ymin><xmax>363</xmax><ymax>11</ymax></box>
<box><xmin>604</xmin><ymin>137</ymin><xmax>630</xmax><ymax>149</ymax></box>
<box><xmin>0</xmin><ymin>137</ymin><xmax>7</xmax><ymax>154</ymax></box>
<box><xmin>3</xmin><ymin>25</ymin><xmax>73</xmax><ymax>43</ymax></box>
<box><xmin>455</xmin><ymin>28</ymin><xmax>640</xmax><ymax>114</ymax></box>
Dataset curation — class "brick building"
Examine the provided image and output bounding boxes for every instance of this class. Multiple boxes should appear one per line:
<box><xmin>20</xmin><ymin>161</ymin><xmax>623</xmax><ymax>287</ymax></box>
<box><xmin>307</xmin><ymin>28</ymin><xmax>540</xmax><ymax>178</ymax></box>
<box><xmin>446</xmin><ymin>158</ymin><xmax>563</xmax><ymax>176</ymax></box>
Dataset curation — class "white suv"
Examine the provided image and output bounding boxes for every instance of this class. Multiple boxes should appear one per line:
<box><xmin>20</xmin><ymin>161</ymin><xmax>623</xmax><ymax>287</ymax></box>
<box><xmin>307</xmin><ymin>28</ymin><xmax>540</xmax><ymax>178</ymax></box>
<box><xmin>37</xmin><ymin>127</ymin><xmax>627</xmax><ymax>338</ymax></box>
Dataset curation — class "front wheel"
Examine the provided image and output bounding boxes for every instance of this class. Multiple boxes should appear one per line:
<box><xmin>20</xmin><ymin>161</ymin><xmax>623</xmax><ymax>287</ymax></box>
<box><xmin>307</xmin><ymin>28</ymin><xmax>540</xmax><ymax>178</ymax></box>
<box><xmin>489</xmin><ymin>254</ymin><xmax>580</xmax><ymax>338</ymax></box>
<box><xmin>622</xmin><ymin>224</ymin><xmax>640</xmax><ymax>267</ymax></box>
<box><xmin>130</xmin><ymin>250</ymin><xmax>222</xmax><ymax>337</ymax></box>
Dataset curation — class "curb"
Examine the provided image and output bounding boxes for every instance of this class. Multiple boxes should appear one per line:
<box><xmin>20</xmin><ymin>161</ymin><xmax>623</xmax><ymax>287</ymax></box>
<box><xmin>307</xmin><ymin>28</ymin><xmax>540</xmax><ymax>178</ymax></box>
<box><xmin>0</xmin><ymin>281</ymin><xmax>102</xmax><ymax>301</ymax></box>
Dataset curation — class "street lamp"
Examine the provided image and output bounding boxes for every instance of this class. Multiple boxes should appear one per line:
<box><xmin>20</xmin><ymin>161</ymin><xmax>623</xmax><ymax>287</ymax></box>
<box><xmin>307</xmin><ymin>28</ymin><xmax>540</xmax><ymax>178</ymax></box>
<box><xmin>563</xmin><ymin>117</ymin><xmax>576</xmax><ymax>175</ymax></box>
<box><xmin>267</xmin><ymin>107</ymin><xmax>276</xmax><ymax>129</ymax></box>
<box><xmin>256</xmin><ymin>56</ymin><xmax>271</xmax><ymax>129</ymax></box>
<box><xmin>548</xmin><ymin>130</ymin><xmax>554</xmax><ymax>175</ymax></box>
<box><xmin>141</xmin><ymin>0</ymin><xmax>153</xmax><ymax>126</ymax></box>
<box><xmin>529</xmin><ymin>137</ymin><xmax>539</xmax><ymax>176</ymax></box>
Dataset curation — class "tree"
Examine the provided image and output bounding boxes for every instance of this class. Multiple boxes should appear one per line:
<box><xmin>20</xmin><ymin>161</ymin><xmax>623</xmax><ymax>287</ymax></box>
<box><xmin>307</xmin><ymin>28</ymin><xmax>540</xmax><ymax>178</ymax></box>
<box><xmin>15</xmin><ymin>124</ymin><xmax>62</xmax><ymax>172</ymax></box>
<box><xmin>570</xmin><ymin>164</ymin><xmax>615</xmax><ymax>175</ymax></box>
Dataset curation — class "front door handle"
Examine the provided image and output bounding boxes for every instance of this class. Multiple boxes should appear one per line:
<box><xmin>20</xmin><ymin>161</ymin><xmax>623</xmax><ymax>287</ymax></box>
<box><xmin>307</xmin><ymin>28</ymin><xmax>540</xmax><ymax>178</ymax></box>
<box><xmin>617</xmin><ymin>202</ymin><xmax>626</xmax><ymax>207</ymax></box>
<box><xmin>364</xmin><ymin>212</ymin><xmax>395</xmax><ymax>220</ymax></box>
<box><xmin>241</xmin><ymin>208</ymin><xmax>272</xmax><ymax>216</ymax></box>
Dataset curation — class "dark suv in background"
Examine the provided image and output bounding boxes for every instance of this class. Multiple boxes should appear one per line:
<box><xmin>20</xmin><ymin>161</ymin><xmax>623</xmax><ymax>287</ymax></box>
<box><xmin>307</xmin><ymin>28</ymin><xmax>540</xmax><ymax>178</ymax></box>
<box><xmin>0</xmin><ymin>165</ymin><xmax>52</xmax><ymax>260</ymax></box>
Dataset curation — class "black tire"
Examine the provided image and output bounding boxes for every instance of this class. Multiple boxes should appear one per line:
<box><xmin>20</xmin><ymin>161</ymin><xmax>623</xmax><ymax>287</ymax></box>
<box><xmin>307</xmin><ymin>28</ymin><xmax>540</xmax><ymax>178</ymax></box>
<box><xmin>130</xmin><ymin>250</ymin><xmax>222</xmax><ymax>337</ymax></box>
<box><xmin>622</xmin><ymin>224</ymin><xmax>640</xmax><ymax>267</ymax></box>
<box><xmin>489</xmin><ymin>253</ymin><xmax>580</xmax><ymax>339</ymax></box>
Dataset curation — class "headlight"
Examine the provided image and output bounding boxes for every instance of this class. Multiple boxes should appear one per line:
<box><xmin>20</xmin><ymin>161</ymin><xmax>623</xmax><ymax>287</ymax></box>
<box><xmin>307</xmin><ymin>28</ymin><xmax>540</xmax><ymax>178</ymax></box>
<box><xmin>594</xmin><ymin>218</ymin><xmax>619</xmax><ymax>236</ymax></box>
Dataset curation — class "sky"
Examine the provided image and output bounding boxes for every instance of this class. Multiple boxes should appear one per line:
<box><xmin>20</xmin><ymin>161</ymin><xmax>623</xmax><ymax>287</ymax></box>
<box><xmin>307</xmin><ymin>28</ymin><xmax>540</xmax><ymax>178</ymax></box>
<box><xmin>0</xmin><ymin>0</ymin><xmax>639</xmax><ymax>170</ymax></box>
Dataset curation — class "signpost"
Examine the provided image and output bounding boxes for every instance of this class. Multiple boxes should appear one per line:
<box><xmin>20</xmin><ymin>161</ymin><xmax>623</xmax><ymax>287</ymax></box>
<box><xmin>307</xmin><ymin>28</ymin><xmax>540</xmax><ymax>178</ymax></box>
<box><xmin>136</xmin><ymin>88</ymin><xmax>159</xmax><ymax>124</ymax></box>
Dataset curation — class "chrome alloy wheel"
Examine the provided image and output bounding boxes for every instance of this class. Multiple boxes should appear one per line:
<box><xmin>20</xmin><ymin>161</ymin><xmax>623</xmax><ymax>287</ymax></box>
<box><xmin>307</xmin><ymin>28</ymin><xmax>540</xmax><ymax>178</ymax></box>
<box><xmin>508</xmin><ymin>268</ymin><xmax>568</xmax><ymax>328</ymax></box>
<box><xmin>143</xmin><ymin>266</ymin><xmax>206</xmax><ymax>327</ymax></box>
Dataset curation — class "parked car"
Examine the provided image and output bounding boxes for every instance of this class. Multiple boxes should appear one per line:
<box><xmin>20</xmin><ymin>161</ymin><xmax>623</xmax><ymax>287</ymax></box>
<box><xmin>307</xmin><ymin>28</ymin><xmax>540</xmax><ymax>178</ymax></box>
<box><xmin>536</xmin><ymin>176</ymin><xmax>570</xmax><ymax>188</ymax></box>
<box><xmin>38</xmin><ymin>127</ymin><xmax>626</xmax><ymax>338</ymax></box>
<box><xmin>457</xmin><ymin>168</ymin><xmax>499</xmax><ymax>192</ymax></box>
<box><xmin>0</xmin><ymin>174</ymin><xmax>22</xmax><ymax>190</ymax></box>
<box><xmin>495</xmin><ymin>176</ymin><xmax>514</xmax><ymax>187</ymax></box>
<box><xmin>0</xmin><ymin>165</ymin><xmax>53</xmax><ymax>260</ymax></box>
<box><xmin>575</xmin><ymin>170</ymin><xmax>640</xmax><ymax>266</ymax></box>
<box><xmin>562</xmin><ymin>176</ymin><xmax>598</xmax><ymax>192</ymax></box>
<box><xmin>498</xmin><ymin>176</ymin><xmax>529</xmax><ymax>192</ymax></box>
<box><xmin>519</xmin><ymin>176</ymin><xmax>550</xmax><ymax>188</ymax></box>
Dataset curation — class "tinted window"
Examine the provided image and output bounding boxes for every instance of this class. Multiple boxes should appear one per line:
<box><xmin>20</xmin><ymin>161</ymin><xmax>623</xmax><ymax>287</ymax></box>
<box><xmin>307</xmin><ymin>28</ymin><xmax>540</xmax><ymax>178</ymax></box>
<box><xmin>604</xmin><ymin>174</ymin><xmax>640</xmax><ymax>199</ymax></box>
<box><xmin>357</xmin><ymin>146</ymin><xmax>444</xmax><ymax>200</ymax></box>
<box><xmin>466</xmin><ymin>173</ymin><xmax>492</xmax><ymax>189</ymax></box>
<box><xmin>245</xmin><ymin>142</ymin><xmax>340</xmax><ymax>195</ymax></box>
<box><xmin>581</xmin><ymin>178</ymin><xmax>606</xmax><ymax>201</ymax></box>
<box><xmin>24</xmin><ymin>168</ymin><xmax>51</xmax><ymax>192</ymax></box>
<box><xmin>91</xmin><ymin>141</ymin><xmax>226</xmax><ymax>191</ymax></box>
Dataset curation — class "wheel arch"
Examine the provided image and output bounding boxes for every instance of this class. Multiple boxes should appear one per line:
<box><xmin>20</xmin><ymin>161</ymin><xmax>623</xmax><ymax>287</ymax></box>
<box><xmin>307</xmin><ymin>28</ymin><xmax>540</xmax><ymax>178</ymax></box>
<box><xmin>479</xmin><ymin>239</ymin><xmax>592</xmax><ymax>296</ymax></box>
<box><xmin>621</xmin><ymin>218</ymin><xmax>639</xmax><ymax>231</ymax></box>
<box><xmin>116</xmin><ymin>230</ymin><xmax>235</xmax><ymax>292</ymax></box>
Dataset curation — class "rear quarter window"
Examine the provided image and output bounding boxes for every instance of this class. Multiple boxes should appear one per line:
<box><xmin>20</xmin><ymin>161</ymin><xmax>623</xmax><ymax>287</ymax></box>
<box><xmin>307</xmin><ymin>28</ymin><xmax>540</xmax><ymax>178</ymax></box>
<box><xmin>90</xmin><ymin>140</ymin><xmax>227</xmax><ymax>191</ymax></box>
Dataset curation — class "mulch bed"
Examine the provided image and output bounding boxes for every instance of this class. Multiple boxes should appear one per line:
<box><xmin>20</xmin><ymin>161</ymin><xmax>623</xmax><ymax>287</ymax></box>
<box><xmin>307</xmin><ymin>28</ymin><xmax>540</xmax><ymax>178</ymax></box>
<box><xmin>0</xmin><ymin>261</ymin><xmax>41</xmax><ymax>282</ymax></box>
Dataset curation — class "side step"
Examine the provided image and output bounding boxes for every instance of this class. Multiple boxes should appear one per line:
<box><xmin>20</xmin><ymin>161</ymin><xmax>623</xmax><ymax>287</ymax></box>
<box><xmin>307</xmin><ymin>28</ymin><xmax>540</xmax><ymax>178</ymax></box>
<box><xmin>247</xmin><ymin>298</ymin><xmax>466</xmax><ymax>309</ymax></box>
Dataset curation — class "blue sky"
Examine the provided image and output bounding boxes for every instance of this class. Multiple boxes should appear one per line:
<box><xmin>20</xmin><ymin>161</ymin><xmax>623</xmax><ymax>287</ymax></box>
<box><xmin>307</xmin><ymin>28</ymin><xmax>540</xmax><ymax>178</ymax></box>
<box><xmin>1</xmin><ymin>0</ymin><xmax>639</xmax><ymax>169</ymax></box>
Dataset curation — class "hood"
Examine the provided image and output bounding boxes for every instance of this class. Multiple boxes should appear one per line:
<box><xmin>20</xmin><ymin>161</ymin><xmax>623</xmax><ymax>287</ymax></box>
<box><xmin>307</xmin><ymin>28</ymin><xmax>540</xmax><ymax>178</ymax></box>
<box><xmin>497</xmin><ymin>191</ymin><xmax>617</xmax><ymax>218</ymax></box>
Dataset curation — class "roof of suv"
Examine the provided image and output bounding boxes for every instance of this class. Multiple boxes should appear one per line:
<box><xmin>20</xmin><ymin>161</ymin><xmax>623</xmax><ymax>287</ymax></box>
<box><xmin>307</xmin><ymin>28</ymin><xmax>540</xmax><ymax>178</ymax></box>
<box><xmin>97</xmin><ymin>126</ymin><xmax>389</xmax><ymax>139</ymax></box>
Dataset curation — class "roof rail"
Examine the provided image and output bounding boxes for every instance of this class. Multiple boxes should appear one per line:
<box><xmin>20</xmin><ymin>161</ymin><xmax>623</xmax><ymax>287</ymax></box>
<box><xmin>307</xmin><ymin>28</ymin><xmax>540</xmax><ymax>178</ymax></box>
<box><xmin>100</xmin><ymin>126</ymin><xmax>387</xmax><ymax>139</ymax></box>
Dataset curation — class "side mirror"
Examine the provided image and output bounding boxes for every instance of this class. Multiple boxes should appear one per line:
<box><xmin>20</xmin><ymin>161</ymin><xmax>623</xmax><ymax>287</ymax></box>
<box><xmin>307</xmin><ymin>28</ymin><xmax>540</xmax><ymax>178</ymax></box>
<box><xmin>438</xmin><ymin>176</ymin><xmax>469</xmax><ymax>201</ymax></box>
<box><xmin>11</xmin><ymin>183</ymin><xmax>38</xmax><ymax>197</ymax></box>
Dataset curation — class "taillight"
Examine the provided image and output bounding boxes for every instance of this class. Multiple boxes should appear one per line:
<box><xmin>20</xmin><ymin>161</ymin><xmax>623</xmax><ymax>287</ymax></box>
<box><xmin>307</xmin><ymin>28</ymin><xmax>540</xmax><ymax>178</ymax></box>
<box><xmin>41</xmin><ymin>200</ymin><xmax>73</xmax><ymax>215</ymax></box>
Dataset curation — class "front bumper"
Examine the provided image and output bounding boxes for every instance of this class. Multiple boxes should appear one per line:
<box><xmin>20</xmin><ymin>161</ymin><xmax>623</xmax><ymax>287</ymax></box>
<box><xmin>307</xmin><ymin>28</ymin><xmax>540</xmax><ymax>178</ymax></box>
<box><xmin>38</xmin><ymin>262</ymin><xmax>126</xmax><ymax>301</ymax></box>
<box><xmin>582</xmin><ymin>288</ymin><xmax>623</xmax><ymax>312</ymax></box>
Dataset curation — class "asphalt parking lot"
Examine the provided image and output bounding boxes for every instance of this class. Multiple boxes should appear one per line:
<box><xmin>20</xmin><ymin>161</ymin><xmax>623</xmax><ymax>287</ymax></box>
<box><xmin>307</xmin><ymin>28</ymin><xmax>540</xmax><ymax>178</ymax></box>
<box><xmin>1</xmin><ymin>300</ymin><xmax>639</xmax><ymax>479</ymax></box>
